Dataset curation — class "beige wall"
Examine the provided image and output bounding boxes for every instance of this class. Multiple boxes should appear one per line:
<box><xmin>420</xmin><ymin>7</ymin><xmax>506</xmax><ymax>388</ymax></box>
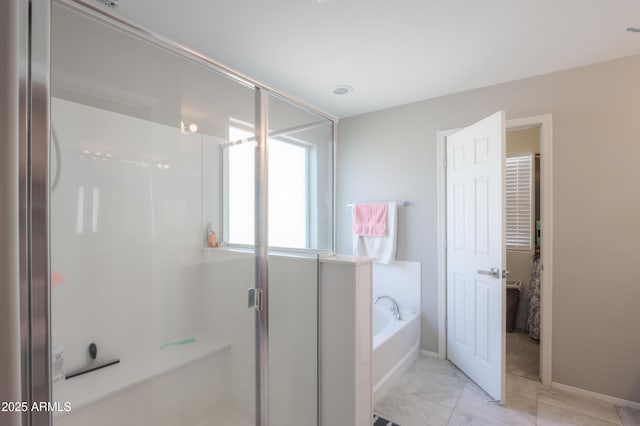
<box><xmin>506</xmin><ymin>127</ymin><xmax>540</xmax><ymax>329</ymax></box>
<box><xmin>336</xmin><ymin>54</ymin><xmax>640</xmax><ymax>402</ymax></box>
<box><xmin>508</xmin><ymin>126</ymin><xmax>540</xmax><ymax>155</ymax></box>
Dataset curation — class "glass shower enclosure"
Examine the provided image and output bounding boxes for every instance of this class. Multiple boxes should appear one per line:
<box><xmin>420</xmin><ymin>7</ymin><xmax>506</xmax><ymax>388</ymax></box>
<box><xmin>14</xmin><ymin>1</ymin><xmax>337</xmax><ymax>425</ymax></box>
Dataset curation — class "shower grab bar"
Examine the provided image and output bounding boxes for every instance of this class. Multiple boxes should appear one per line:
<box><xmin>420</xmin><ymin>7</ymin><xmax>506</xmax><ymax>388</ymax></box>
<box><xmin>66</xmin><ymin>359</ymin><xmax>120</xmax><ymax>379</ymax></box>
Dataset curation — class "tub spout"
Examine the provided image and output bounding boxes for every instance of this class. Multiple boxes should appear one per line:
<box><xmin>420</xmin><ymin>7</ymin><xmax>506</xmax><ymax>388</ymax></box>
<box><xmin>374</xmin><ymin>295</ymin><xmax>401</xmax><ymax>320</ymax></box>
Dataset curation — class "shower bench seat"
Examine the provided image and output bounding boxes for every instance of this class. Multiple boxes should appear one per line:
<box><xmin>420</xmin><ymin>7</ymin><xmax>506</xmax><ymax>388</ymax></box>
<box><xmin>53</xmin><ymin>334</ymin><xmax>230</xmax><ymax>416</ymax></box>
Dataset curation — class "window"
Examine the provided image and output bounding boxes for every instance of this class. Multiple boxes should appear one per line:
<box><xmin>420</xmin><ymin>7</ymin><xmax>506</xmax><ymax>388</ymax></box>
<box><xmin>226</xmin><ymin>126</ymin><xmax>255</xmax><ymax>246</ymax></box>
<box><xmin>224</xmin><ymin>126</ymin><xmax>311</xmax><ymax>249</ymax></box>
<box><xmin>505</xmin><ymin>154</ymin><xmax>533</xmax><ymax>250</ymax></box>
<box><xmin>268</xmin><ymin>139</ymin><xmax>309</xmax><ymax>248</ymax></box>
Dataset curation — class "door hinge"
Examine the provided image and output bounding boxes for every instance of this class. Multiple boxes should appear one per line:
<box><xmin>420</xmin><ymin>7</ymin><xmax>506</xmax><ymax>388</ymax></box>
<box><xmin>248</xmin><ymin>288</ymin><xmax>263</xmax><ymax>311</ymax></box>
<box><xmin>444</xmin><ymin>238</ymin><xmax>447</xmax><ymax>249</ymax></box>
<box><xmin>445</xmin><ymin>318</ymin><xmax>448</xmax><ymax>331</ymax></box>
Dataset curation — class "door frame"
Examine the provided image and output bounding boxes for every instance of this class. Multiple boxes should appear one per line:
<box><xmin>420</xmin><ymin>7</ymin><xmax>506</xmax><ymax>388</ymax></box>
<box><xmin>436</xmin><ymin>114</ymin><xmax>553</xmax><ymax>387</ymax></box>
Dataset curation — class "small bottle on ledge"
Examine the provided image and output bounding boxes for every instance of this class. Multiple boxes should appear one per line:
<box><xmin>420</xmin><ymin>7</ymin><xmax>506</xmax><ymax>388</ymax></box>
<box><xmin>207</xmin><ymin>228</ymin><xmax>218</xmax><ymax>248</ymax></box>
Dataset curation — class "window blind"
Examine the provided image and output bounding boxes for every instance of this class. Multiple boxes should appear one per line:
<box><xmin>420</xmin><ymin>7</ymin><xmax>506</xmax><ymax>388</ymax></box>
<box><xmin>505</xmin><ymin>154</ymin><xmax>533</xmax><ymax>250</ymax></box>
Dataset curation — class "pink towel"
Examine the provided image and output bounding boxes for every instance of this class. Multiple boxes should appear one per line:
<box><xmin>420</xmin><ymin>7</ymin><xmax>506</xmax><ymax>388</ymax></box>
<box><xmin>352</xmin><ymin>203</ymin><xmax>388</xmax><ymax>236</ymax></box>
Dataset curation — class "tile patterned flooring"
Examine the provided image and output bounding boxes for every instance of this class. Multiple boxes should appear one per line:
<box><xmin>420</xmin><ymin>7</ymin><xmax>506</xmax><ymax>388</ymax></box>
<box><xmin>506</xmin><ymin>330</ymin><xmax>540</xmax><ymax>381</ymax></box>
<box><xmin>374</xmin><ymin>354</ymin><xmax>625</xmax><ymax>426</ymax></box>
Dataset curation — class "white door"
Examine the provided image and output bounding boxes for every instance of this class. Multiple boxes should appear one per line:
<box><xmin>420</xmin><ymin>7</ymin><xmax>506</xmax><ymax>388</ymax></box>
<box><xmin>446</xmin><ymin>111</ymin><xmax>506</xmax><ymax>402</ymax></box>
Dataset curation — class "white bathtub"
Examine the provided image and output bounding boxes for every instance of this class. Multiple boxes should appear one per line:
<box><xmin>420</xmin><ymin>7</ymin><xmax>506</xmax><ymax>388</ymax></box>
<box><xmin>372</xmin><ymin>303</ymin><xmax>420</xmax><ymax>404</ymax></box>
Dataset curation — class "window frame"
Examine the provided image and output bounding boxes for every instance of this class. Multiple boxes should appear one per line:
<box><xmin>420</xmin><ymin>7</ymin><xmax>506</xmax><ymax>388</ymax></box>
<box><xmin>221</xmin><ymin>125</ymin><xmax>316</xmax><ymax>250</ymax></box>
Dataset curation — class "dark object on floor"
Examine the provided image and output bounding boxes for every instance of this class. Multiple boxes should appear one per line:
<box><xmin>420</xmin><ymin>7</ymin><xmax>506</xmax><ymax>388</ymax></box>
<box><xmin>506</xmin><ymin>288</ymin><xmax>520</xmax><ymax>332</ymax></box>
<box><xmin>373</xmin><ymin>414</ymin><xmax>401</xmax><ymax>425</ymax></box>
<box><xmin>616</xmin><ymin>405</ymin><xmax>640</xmax><ymax>426</ymax></box>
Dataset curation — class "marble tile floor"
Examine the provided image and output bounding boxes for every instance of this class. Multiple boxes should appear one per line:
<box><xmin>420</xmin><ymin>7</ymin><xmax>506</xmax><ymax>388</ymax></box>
<box><xmin>375</xmin><ymin>354</ymin><xmax>625</xmax><ymax>426</ymax></box>
<box><xmin>189</xmin><ymin>403</ymin><xmax>253</xmax><ymax>426</ymax></box>
<box><xmin>507</xmin><ymin>329</ymin><xmax>540</xmax><ymax>381</ymax></box>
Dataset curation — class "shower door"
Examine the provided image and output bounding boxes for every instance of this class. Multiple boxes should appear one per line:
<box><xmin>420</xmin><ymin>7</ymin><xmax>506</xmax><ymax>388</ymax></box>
<box><xmin>221</xmin><ymin>91</ymin><xmax>334</xmax><ymax>426</ymax></box>
<box><xmin>267</xmin><ymin>94</ymin><xmax>333</xmax><ymax>426</ymax></box>
<box><xmin>49</xmin><ymin>3</ymin><xmax>261</xmax><ymax>425</ymax></box>
<box><xmin>9</xmin><ymin>1</ymin><xmax>335</xmax><ymax>425</ymax></box>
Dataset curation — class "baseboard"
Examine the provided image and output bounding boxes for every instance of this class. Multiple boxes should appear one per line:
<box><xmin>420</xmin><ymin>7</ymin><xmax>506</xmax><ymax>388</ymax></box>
<box><xmin>551</xmin><ymin>382</ymin><xmax>640</xmax><ymax>410</ymax></box>
<box><xmin>419</xmin><ymin>349</ymin><xmax>439</xmax><ymax>358</ymax></box>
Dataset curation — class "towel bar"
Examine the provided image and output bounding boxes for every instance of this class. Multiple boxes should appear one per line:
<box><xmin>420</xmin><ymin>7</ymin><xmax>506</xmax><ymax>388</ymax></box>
<box><xmin>348</xmin><ymin>201</ymin><xmax>407</xmax><ymax>207</ymax></box>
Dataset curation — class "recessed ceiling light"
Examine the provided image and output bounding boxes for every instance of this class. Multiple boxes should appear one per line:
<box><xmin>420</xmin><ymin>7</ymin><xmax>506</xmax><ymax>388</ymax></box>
<box><xmin>332</xmin><ymin>85</ymin><xmax>354</xmax><ymax>95</ymax></box>
<box><xmin>627</xmin><ymin>27</ymin><xmax>640</xmax><ymax>33</ymax></box>
<box><xmin>180</xmin><ymin>121</ymin><xmax>199</xmax><ymax>135</ymax></box>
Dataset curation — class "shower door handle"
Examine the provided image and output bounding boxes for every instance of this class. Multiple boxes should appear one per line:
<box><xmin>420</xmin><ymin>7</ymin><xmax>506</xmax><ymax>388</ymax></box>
<box><xmin>478</xmin><ymin>268</ymin><xmax>500</xmax><ymax>278</ymax></box>
<box><xmin>248</xmin><ymin>288</ymin><xmax>263</xmax><ymax>311</ymax></box>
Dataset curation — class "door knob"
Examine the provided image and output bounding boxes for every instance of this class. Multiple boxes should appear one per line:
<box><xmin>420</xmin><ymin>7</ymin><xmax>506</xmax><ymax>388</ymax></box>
<box><xmin>478</xmin><ymin>268</ymin><xmax>500</xmax><ymax>278</ymax></box>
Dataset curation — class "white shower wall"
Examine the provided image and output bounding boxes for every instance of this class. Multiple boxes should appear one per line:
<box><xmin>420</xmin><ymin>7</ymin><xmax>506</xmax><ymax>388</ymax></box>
<box><xmin>51</xmin><ymin>98</ymin><xmax>318</xmax><ymax>425</ymax></box>
<box><xmin>51</xmin><ymin>97</ymin><xmax>221</xmax><ymax>379</ymax></box>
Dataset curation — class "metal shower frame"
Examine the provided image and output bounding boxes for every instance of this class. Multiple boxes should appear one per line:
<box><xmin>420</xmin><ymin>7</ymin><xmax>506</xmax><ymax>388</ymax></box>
<box><xmin>12</xmin><ymin>0</ymin><xmax>339</xmax><ymax>425</ymax></box>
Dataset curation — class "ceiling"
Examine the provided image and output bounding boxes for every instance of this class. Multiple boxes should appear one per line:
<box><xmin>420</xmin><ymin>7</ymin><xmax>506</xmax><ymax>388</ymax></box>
<box><xmin>89</xmin><ymin>0</ymin><xmax>640</xmax><ymax>118</ymax></box>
